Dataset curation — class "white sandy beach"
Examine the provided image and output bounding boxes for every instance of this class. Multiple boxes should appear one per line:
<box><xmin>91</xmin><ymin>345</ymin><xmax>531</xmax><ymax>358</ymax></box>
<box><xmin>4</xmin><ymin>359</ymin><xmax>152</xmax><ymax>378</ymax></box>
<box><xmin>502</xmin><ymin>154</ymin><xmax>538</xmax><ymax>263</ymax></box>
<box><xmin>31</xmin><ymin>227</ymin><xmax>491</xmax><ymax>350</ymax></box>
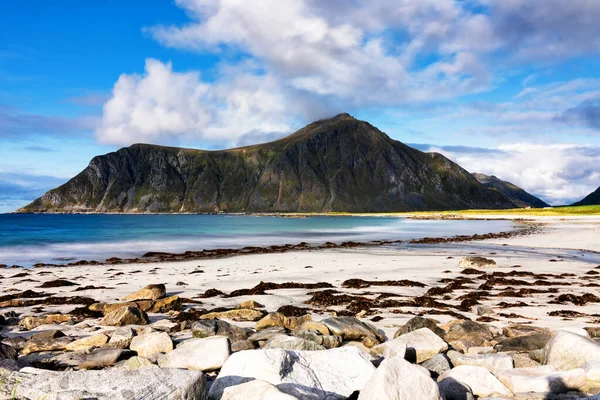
<box><xmin>2</xmin><ymin>216</ymin><xmax>599</xmax><ymax>341</ymax></box>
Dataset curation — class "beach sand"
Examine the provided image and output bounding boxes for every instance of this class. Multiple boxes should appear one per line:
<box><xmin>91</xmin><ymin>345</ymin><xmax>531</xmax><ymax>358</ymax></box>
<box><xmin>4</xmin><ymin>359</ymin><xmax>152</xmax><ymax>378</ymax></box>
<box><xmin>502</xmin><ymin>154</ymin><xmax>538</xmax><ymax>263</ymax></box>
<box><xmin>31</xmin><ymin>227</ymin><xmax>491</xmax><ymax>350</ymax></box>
<box><xmin>2</xmin><ymin>215</ymin><xmax>599</xmax><ymax>341</ymax></box>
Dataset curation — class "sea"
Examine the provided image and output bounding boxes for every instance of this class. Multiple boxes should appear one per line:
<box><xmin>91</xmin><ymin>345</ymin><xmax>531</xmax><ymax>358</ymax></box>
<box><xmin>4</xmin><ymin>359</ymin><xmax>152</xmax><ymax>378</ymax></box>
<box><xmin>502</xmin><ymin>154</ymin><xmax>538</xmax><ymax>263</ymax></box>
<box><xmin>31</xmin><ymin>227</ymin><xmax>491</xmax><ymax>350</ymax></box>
<box><xmin>0</xmin><ymin>214</ymin><xmax>516</xmax><ymax>268</ymax></box>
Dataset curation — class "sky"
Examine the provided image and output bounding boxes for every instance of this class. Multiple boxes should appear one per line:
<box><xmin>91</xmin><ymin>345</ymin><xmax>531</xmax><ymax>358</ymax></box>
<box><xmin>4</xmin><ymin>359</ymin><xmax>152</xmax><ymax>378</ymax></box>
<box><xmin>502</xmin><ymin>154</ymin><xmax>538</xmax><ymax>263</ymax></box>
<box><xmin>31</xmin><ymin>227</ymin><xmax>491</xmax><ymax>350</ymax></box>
<box><xmin>2</xmin><ymin>0</ymin><xmax>600</xmax><ymax>213</ymax></box>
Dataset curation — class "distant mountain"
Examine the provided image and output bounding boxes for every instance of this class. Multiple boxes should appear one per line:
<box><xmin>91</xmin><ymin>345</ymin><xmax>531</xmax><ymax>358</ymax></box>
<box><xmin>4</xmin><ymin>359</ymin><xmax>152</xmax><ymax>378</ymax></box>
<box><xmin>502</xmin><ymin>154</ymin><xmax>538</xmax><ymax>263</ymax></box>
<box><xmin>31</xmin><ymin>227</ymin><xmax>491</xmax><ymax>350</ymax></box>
<box><xmin>573</xmin><ymin>187</ymin><xmax>600</xmax><ymax>206</ymax></box>
<box><xmin>20</xmin><ymin>113</ymin><xmax>516</xmax><ymax>213</ymax></box>
<box><xmin>472</xmin><ymin>173</ymin><xmax>549</xmax><ymax>208</ymax></box>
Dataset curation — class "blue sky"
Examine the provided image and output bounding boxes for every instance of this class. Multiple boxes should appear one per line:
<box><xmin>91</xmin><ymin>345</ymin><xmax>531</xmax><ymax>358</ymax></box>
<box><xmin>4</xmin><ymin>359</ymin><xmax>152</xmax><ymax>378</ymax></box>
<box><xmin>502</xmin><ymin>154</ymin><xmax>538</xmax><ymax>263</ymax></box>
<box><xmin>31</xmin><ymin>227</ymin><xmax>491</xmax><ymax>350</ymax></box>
<box><xmin>2</xmin><ymin>0</ymin><xmax>600</xmax><ymax>212</ymax></box>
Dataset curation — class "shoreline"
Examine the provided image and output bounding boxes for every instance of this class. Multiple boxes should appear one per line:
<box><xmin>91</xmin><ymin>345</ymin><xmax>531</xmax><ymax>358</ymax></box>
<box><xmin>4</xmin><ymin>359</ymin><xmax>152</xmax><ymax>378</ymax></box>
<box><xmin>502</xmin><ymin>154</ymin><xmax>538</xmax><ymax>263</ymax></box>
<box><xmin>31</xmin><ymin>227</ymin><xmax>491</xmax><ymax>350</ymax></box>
<box><xmin>1</xmin><ymin>220</ymin><xmax>539</xmax><ymax>269</ymax></box>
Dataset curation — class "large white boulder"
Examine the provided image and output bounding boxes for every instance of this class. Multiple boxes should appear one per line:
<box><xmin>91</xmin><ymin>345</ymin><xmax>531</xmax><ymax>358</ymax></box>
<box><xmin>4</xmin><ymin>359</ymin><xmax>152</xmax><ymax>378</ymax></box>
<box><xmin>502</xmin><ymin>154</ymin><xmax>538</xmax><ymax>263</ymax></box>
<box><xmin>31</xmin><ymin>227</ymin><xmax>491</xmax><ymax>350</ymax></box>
<box><xmin>543</xmin><ymin>330</ymin><xmax>600</xmax><ymax>370</ymax></box>
<box><xmin>438</xmin><ymin>365</ymin><xmax>512</xmax><ymax>398</ymax></box>
<box><xmin>496</xmin><ymin>366</ymin><xmax>587</xmax><ymax>394</ymax></box>
<box><xmin>130</xmin><ymin>332</ymin><xmax>173</xmax><ymax>358</ymax></box>
<box><xmin>208</xmin><ymin>347</ymin><xmax>375</xmax><ymax>400</ymax></box>
<box><xmin>447</xmin><ymin>351</ymin><xmax>513</xmax><ymax>375</ymax></box>
<box><xmin>221</xmin><ymin>380</ymin><xmax>299</xmax><ymax>400</ymax></box>
<box><xmin>373</xmin><ymin>328</ymin><xmax>447</xmax><ymax>363</ymax></box>
<box><xmin>584</xmin><ymin>360</ymin><xmax>600</xmax><ymax>382</ymax></box>
<box><xmin>0</xmin><ymin>367</ymin><xmax>206</xmax><ymax>400</ymax></box>
<box><xmin>358</xmin><ymin>356</ymin><xmax>440</xmax><ymax>400</ymax></box>
<box><xmin>158</xmin><ymin>337</ymin><xmax>231</xmax><ymax>371</ymax></box>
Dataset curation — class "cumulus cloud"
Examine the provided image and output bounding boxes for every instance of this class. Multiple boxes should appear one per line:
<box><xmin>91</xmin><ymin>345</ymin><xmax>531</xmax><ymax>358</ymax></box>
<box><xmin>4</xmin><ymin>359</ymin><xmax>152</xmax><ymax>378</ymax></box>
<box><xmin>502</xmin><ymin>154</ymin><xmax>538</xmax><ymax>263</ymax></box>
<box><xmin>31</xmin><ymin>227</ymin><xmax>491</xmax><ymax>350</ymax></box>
<box><xmin>424</xmin><ymin>143</ymin><xmax>600</xmax><ymax>205</ymax></box>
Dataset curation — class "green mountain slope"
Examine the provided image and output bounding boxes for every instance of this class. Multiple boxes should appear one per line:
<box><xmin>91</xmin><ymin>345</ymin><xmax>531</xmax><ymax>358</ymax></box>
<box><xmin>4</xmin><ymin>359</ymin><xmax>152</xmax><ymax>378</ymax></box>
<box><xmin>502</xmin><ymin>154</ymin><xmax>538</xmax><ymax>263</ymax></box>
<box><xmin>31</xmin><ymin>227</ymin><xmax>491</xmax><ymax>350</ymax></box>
<box><xmin>20</xmin><ymin>114</ymin><xmax>516</xmax><ymax>213</ymax></box>
<box><xmin>472</xmin><ymin>173</ymin><xmax>550</xmax><ymax>208</ymax></box>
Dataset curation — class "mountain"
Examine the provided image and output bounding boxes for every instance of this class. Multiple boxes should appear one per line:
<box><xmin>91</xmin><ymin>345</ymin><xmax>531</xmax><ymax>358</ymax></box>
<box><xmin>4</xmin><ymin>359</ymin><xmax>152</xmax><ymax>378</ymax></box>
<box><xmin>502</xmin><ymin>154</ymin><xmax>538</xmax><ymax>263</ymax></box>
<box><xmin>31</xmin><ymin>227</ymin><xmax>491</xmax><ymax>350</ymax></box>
<box><xmin>472</xmin><ymin>173</ymin><xmax>550</xmax><ymax>208</ymax></box>
<box><xmin>573</xmin><ymin>187</ymin><xmax>600</xmax><ymax>206</ymax></box>
<box><xmin>20</xmin><ymin>113</ymin><xmax>517</xmax><ymax>213</ymax></box>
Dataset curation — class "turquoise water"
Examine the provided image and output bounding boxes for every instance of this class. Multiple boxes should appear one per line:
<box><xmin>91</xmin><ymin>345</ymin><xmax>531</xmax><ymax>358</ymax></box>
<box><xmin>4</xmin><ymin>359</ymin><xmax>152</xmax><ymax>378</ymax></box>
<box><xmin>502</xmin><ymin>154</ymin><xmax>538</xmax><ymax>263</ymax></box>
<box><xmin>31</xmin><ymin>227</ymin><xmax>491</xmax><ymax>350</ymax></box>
<box><xmin>0</xmin><ymin>214</ymin><xmax>515</xmax><ymax>267</ymax></box>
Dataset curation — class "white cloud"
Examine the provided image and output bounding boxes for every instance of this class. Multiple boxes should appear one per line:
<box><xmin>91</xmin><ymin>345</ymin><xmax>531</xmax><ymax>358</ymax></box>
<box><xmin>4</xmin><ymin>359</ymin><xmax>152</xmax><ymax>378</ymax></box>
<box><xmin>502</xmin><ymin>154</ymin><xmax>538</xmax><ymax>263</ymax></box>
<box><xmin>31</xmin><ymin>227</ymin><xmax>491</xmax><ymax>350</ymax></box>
<box><xmin>429</xmin><ymin>143</ymin><xmax>600</xmax><ymax>205</ymax></box>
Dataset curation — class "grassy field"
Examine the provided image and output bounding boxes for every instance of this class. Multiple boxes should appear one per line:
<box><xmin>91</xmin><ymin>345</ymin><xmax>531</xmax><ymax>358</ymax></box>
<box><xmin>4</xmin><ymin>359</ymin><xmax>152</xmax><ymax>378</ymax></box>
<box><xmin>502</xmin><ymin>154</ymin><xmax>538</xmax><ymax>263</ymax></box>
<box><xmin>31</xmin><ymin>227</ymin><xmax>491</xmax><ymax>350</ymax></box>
<box><xmin>268</xmin><ymin>204</ymin><xmax>600</xmax><ymax>218</ymax></box>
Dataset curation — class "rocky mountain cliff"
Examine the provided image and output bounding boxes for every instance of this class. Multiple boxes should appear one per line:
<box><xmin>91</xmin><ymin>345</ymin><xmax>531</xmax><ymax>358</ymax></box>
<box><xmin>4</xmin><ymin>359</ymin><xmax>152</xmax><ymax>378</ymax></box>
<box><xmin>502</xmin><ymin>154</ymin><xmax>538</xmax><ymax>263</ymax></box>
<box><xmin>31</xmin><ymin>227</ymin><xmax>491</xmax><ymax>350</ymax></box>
<box><xmin>573</xmin><ymin>186</ymin><xmax>600</xmax><ymax>206</ymax></box>
<box><xmin>472</xmin><ymin>173</ymin><xmax>549</xmax><ymax>208</ymax></box>
<box><xmin>20</xmin><ymin>114</ymin><xmax>517</xmax><ymax>213</ymax></box>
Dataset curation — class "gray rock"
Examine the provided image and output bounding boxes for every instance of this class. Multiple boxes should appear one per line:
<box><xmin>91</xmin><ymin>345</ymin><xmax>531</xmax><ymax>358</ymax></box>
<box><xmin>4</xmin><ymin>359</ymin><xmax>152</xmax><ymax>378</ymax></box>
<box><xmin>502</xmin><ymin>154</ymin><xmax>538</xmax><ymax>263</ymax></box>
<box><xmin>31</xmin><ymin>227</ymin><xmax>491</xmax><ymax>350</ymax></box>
<box><xmin>438</xmin><ymin>365</ymin><xmax>512</xmax><ymax>398</ymax></box>
<box><xmin>0</xmin><ymin>343</ymin><xmax>17</xmax><ymax>360</ymax></box>
<box><xmin>495</xmin><ymin>333</ymin><xmax>551</xmax><ymax>352</ymax></box>
<box><xmin>0</xmin><ymin>367</ymin><xmax>207</xmax><ymax>400</ymax></box>
<box><xmin>394</xmin><ymin>316</ymin><xmax>445</xmax><ymax>338</ymax></box>
<box><xmin>1</xmin><ymin>336</ymin><xmax>26</xmax><ymax>352</ymax></box>
<box><xmin>421</xmin><ymin>354</ymin><xmax>452</xmax><ymax>378</ymax></box>
<box><xmin>208</xmin><ymin>347</ymin><xmax>375</xmax><ymax>400</ymax></box>
<box><xmin>358</xmin><ymin>356</ymin><xmax>440</xmax><ymax>400</ymax></box>
<box><xmin>321</xmin><ymin>317</ymin><xmax>383</xmax><ymax>342</ymax></box>
<box><xmin>438</xmin><ymin>378</ymin><xmax>475</xmax><ymax>400</ymax></box>
<box><xmin>248</xmin><ymin>327</ymin><xmax>288</xmax><ymax>342</ymax></box>
<box><xmin>52</xmin><ymin>347</ymin><xmax>130</xmax><ymax>369</ymax></box>
<box><xmin>447</xmin><ymin>350</ymin><xmax>514</xmax><ymax>375</ymax></box>
<box><xmin>231</xmin><ymin>340</ymin><xmax>255</xmax><ymax>352</ymax></box>
<box><xmin>374</xmin><ymin>328</ymin><xmax>447</xmax><ymax>363</ymax></box>
<box><xmin>192</xmin><ymin>319</ymin><xmax>251</xmax><ymax>342</ymax></box>
<box><xmin>108</xmin><ymin>326</ymin><xmax>134</xmax><ymax>348</ymax></box>
<box><xmin>158</xmin><ymin>337</ymin><xmax>231</xmax><ymax>371</ymax></box>
<box><xmin>263</xmin><ymin>335</ymin><xmax>326</xmax><ymax>351</ymax></box>
<box><xmin>100</xmin><ymin>306</ymin><xmax>149</xmax><ymax>326</ymax></box>
<box><xmin>496</xmin><ymin>366</ymin><xmax>587</xmax><ymax>394</ymax></box>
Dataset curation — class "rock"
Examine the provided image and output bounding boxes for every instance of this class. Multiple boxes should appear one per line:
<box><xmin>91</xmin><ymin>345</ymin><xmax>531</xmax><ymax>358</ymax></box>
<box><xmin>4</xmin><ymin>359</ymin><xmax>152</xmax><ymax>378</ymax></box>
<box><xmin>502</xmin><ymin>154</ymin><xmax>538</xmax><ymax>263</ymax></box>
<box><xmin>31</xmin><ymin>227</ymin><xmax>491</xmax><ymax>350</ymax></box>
<box><xmin>374</xmin><ymin>328</ymin><xmax>448</xmax><ymax>363</ymax></box>
<box><xmin>321</xmin><ymin>316</ymin><xmax>384</xmax><ymax>342</ymax></box>
<box><xmin>65</xmin><ymin>333</ymin><xmax>109</xmax><ymax>351</ymax></box>
<box><xmin>1</xmin><ymin>337</ymin><xmax>26</xmax><ymax>352</ymax></box>
<box><xmin>512</xmin><ymin>352</ymin><xmax>540</xmax><ymax>368</ymax></box>
<box><xmin>438</xmin><ymin>365</ymin><xmax>513</xmax><ymax>397</ymax></box>
<box><xmin>361</xmin><ymin>336</ymin><xmax>380</xmax><ymax>349</ymax></box>
<box><xmin>295</xmin><ymin>321</ymin><xmax>331</xmax><ymax>336</ymax></box>
<box><xmin>421</xmin><ymin>354</ymin><xmax>453</xmax><ymax>378</ymax></box>
<box><xmin>495</xmin><ymin>333</ymin><xmax>551</xmax><ymax>352</ymax></box>
<box><xmin>358</xmin><ymin>356</ymin><xmax>440</xmax><ymax>400</ymax></box>
<box><xmin>149</xmin><ymin>295</ymin><xmax>181</xmax><ymax>313</ymax></box>
<box><xmin>121</xmin><ymin>284</ymin><xmax>166</xmax><ymax>301</ymax></box>
<box><xmin>503</xmin><ymin>324</ymin><xmax>551</xmax><ymax>338</ymax></box>
<box><xmin>231</xmin><ymin>340</ymin><xmax>255</xmax><ymax>352</ymax></box>
<box><xmin>200</xmin><ymin>308</ymin><xmax>264</xmax><ymax>322</ymax></box>
<box><xmin>130</xmin><ymin>331</ymin><xmax>173</xmax><ymax>357</ymax></box>
<box><xmin>543</xmin><ymin>330</ymin><xmax>600</xmax><ymax>370</ymax></box>
<box><xmin>371</xmin><ymin>338</ymin><xmax>407</xmax><ymax>359</ymax></box>
<box><xmin>585</xmin><ymin>360</ymin><xmax>600</xmax><ymax>382</ymax></box>
<box><xmin>0</xmin><ymin>343</ymin><xmax>18</xmax><ymax>360</ymax></box>
<box><xmin>295</xmin><ymin>330</ymin><xmax>342</xmax><ymax>349</ymax></box>
<box><xmin>52</xmin><ymin>347</ymin><xmax>130</xmax><ymax>369</ymax></box>
<box><xmin>121</xmin><ymin>356</ymin><xmax>155</xmax><ymax>370</ymax></box>
<box><xmin>255</xmin><ymin>313</ymin><xmax>311</xmax><ymax>331</ymax></box>
<box><xmin>438</xmin><ymin>378</ymin><xmax>475</xmax><ymax>400</ymax></box>
<box><xmin>248</xmin><ymin>327</ymin><xmax>288</xmax><ymax>342</ymax></box>
<box><xmin>22</xmin><ymin>336</ymin><xmax>73</xmax><ymax>355</ymax></box>
<box><xmin>459</xmin><ymin>256</ymin><xmax>496</xmax><ymax>269</ymax></box>
<box><xmin>192</xmin><ymin>319</ymin><xmax>252</xmax><ymax>341</ymax></box>
<box><xmin>31</xmin><ymin>329</ymin><xmax>65</xmax><ymax>340</ymax></box>
<box><xmin>1</xmin><ymin>367</ymin><xmax>206</xmax><ymax>400</ymax></box>
<box><xmin>443</xmin><ymin>320</ymin><xmax>493</xmax><ymax>349</ymax></box>
<box><xmin>0</xmin><ymin>359</ymin><xmax>18</xmax><ymax>373</ymax></box>
<box><xmin>108</xmin><ymin>326</ymin><xmax>134</xmax><ymax>348</ymax></box>
<box><xmin>496</xmin><ymin>366</ymin><xmax>587</xmax><ymax>394</ymax></box>
<box><xmin>239</xmin><ymin>300</ymin><xmax>264</xmax><ymax>309</ymax></box>
<box><xmin>19</xmin><ymin>314</ymin><xmax>72</xmax><ymax>330</ymax></box>
<box><xmin>90</xmin><ymin>301</ymin><xmax>142</xmax><ymax>314</ymax></box>
<box><xmin>476</xmin><ymin>305</ymin><xmax>495</xmax><ymax>316</ymax></box>
<box><xmin>101</xmin><ymin>306</ymin><xmax>149</xmax><ymax>326</ymax></box>
<box><xmin>221</xmin><ymin>380</ymin><xmax>299</xmax><ymax>400</ymax></box>
<box><xmin>447</xmin><ymin>350</ymin><xmax>513</xmax><ymax>375</ymax></box>
<box><xmin>158</xmin><ymin>336</ymin><xmax>230</xmax><ymax>371</ymax></box>
<box><xmin>151</xmin><ymin>318</ymin><xmax>180</xmax><ymax>332</ymax></box>
<box><xmin>394</xmin><ymin>316</ymin><xmax>445</xmax><ymax>338</ymax></box>
<box><xmin>263</xmin><ymin>335</ymin><xmax>326</xmax><ymax>351</ymax></box>
<box><xmin>208</xmin><ymin>347</ymin><xmax>376</xmax><ymax>400</ymax></box>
